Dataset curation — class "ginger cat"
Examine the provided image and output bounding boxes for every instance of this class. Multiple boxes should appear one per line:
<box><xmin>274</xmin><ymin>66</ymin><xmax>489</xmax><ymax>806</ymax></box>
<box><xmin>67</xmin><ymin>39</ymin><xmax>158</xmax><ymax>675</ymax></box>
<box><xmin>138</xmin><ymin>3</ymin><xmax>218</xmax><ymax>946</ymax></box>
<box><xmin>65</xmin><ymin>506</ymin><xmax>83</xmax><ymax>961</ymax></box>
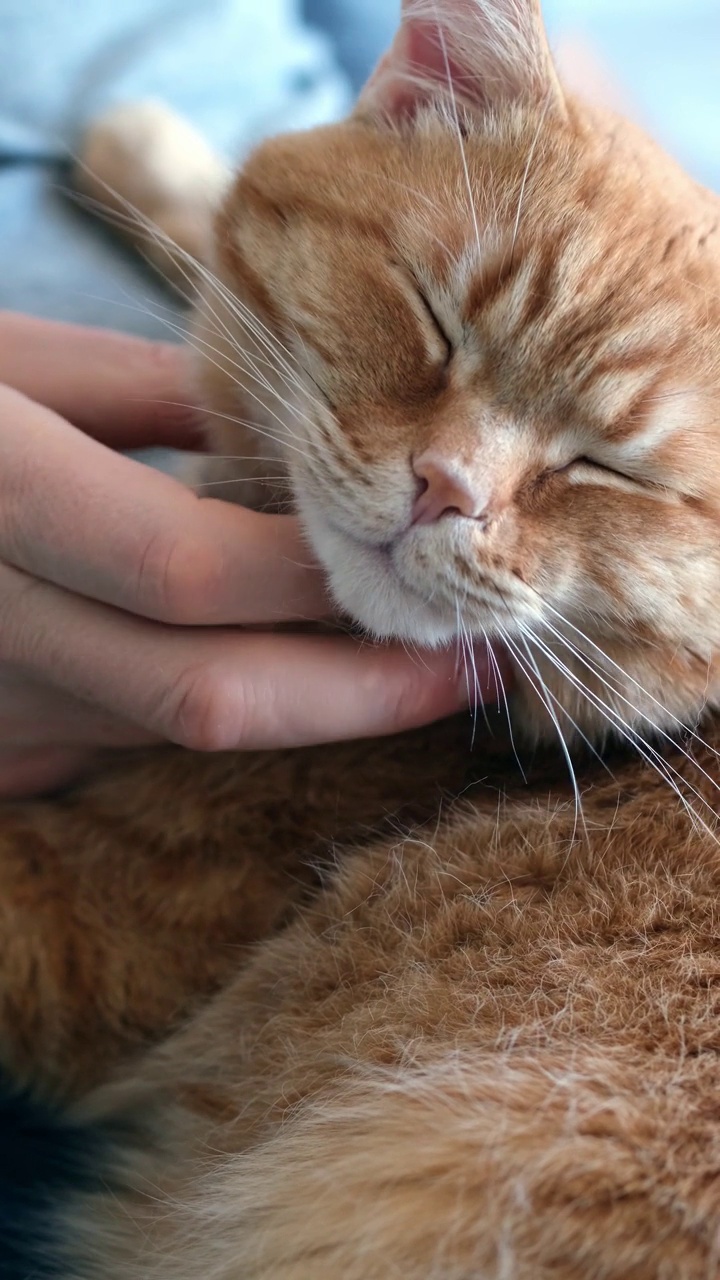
<box><xmin>5</xmin><ymin>2</ymin><xmax>720</xmax><ymax>1276</ymax></box>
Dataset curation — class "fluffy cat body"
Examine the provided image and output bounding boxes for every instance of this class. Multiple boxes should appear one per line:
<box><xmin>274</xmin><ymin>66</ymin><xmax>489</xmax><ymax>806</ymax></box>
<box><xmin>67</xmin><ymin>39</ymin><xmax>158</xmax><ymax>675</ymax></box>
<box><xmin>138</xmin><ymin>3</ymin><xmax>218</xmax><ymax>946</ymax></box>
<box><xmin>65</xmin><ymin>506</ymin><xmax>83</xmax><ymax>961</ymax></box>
<box><xmin>6</xmin><ymin>1</ymin><xmax>720</xmax><ymax>1276</ymax></box>
<box><xmin>7</xmin><ymin>721</ymin><xmax>720</xmax><ymax>1280</ymax></box>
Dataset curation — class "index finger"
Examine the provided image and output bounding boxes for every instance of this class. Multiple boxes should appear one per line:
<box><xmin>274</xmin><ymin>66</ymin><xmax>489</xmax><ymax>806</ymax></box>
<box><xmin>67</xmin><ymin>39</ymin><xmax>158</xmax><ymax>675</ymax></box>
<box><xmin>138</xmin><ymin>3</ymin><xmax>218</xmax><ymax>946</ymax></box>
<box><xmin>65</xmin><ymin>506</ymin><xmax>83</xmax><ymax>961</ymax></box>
<box><xmin>0</xmin><ymin>311</ymin><xmax>202</xmax><ymax>450</ymax></box>
<box><xmin>0</xmin><ymin>557</ymin><xmax>482</xmax><ymax>752</ymax></box>
<box><xmin>0</xmin><ymin>385</ymin><xmax>328</xmax><ymax>625</ymax></box>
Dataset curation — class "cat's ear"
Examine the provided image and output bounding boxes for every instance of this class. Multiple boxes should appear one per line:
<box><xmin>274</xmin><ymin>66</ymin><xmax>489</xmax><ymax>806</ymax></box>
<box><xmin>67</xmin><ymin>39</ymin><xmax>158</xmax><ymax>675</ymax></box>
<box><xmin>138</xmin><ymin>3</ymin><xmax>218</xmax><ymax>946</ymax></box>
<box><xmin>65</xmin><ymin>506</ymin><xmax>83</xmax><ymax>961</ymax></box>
<box><xmin>356</xmin><ymin>0</ymin><xmax>566</xmax><ymax>123</ymax></box>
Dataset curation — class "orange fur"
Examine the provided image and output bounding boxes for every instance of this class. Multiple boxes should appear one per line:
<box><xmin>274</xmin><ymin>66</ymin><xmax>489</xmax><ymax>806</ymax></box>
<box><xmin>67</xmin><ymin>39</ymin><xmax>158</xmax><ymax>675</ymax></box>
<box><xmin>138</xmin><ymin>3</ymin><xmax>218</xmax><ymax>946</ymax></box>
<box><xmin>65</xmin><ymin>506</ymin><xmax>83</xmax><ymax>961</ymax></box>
<box><xmin>8</xmin><ymin>1</ymin><xmax>720</xmax><ymax>1276</ymax></box>
<box><xmin>49</xmin><ymin>729</ymin><xmax>720</xmax><ymax>1280</ymax></box>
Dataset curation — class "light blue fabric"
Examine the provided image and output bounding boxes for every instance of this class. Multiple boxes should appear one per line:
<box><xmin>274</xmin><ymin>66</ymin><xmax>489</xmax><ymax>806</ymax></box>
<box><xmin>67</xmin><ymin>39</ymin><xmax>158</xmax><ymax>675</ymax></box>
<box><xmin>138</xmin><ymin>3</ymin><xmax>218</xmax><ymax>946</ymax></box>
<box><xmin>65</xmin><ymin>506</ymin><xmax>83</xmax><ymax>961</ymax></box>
<box><xmin>0</xmin><ymin>0</ymin><xmax>351</xmax><ymax>160</ymax></box>
<box><xmin>0</xmin><ymin>0</ymin><xmax>356</xmax><ymax>332</ymax></box>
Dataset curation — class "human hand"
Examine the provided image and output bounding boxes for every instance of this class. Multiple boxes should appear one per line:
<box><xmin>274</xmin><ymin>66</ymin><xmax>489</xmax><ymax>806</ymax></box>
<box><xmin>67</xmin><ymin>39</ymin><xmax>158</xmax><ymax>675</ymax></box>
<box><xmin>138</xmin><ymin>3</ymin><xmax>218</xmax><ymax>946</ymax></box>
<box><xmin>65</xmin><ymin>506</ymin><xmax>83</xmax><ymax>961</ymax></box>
<box><xmin>0</xmin><ymin>313</ymin><xmax>506</xmax><ymax>799</ymax></box>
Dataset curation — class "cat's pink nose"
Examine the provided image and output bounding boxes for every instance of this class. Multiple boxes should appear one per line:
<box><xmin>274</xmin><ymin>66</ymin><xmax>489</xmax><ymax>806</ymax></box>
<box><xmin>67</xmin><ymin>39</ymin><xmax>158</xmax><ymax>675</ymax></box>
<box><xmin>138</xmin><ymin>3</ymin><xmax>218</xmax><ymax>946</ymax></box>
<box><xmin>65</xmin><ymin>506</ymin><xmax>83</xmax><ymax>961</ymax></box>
<box><xmin>411</xmin><ymin>452</ymin><xmax>486</xmax><ymax>527</ymax></box>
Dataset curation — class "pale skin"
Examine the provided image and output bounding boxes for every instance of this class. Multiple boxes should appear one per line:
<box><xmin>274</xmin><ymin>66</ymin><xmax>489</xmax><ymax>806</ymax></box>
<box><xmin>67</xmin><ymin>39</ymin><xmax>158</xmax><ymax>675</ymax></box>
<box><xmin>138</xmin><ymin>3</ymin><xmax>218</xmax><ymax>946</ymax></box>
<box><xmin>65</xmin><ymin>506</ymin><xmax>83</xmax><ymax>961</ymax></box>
<box><xmin>0</xmin><ymin>312</ymin><xmax>505</xmax><ymax>799</ymax></box>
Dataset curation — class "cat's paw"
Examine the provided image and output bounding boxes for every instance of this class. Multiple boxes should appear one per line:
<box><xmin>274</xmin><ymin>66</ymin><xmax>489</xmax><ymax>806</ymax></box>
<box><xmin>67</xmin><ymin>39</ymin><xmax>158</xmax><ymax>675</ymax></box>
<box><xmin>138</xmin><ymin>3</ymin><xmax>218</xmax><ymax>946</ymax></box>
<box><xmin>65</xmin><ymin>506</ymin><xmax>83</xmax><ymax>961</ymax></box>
<box><xmin>74</xmin><ymin>100</ymin><xmax>229</xmax><ymax>290</ymax></box>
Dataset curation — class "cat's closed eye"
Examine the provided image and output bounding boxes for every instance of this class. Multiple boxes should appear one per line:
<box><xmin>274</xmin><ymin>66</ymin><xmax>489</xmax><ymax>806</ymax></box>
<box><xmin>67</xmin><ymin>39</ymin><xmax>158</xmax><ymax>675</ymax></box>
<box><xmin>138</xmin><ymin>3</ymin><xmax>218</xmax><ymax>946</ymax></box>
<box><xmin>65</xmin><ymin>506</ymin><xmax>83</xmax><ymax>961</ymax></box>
<box><xmin>552</xmin><ymin>456</ymin><xmax>643</xmax><ymax>487</ymax></box>
<box><xmin>415</xmin><ymin>290</ymin><xmax>453</xmax><ymax>365</ymax></box>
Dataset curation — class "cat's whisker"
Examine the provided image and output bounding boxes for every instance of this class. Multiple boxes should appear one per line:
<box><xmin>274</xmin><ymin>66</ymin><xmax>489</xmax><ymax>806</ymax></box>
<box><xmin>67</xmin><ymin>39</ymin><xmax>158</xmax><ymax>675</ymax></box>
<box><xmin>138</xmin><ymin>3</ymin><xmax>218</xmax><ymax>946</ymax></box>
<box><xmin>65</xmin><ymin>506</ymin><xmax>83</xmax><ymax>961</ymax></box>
<box><xmin>455</xmin><ymin>599</ymin><xmax>473</xmax><ymax>734</ymax></box>
<box><xmin>525</xmin><ymin>627</ymin><xmax>720</xmax><ymax>843</ymax></box>
<box><xmin>432</xmin><ymin>3</ymin><xmax>482</xmax><ymax>261</ymax></box>
<box><xmin>515</xmin><ymin>637</ymin><xmax>609</xmax><ymax>776</ymax></box>
<box><xmin>452</xmin><ymin>606</ymin><xmax>465</xmax><ymax>681</ymax></box>
<box><xmin>193</xmin><ymin>476</ymin><xmax>284</xmax><ymax>489</ymax></box>
<box><xmin>540</xmin><ymin>605</ymin><xmax>720</xmax><ymax>768</ymax></box>
<box><xmin>83</xmin><ymin>279</ymin><xmax>312</xmax><ymax>455</ymax></box>
<box><xmin>543</xmin><ymin>627</ymin><xmax>720</xmax><ymax>816</ymax></box>
<box><xmin>485</xmin><ymin>632</ymin><xmax>526</xmax><ymax>781</ymax></box>
<box><xmin>496</xmin><ymin>621</ymin><xmax>586</xmax><ymax>846</ymax></box>
<box><xmin>405</xmin><ymin>639</ymin><xmax>434</xmax><ymax>676</ymax></box>
<box><xmin>70</xmin><ymin>178</ymin><xmax>315</xmax><ymax>418</ymax></box>
<box><xmin>126</xmin><ymin>397</ymin><xmax>292</xmax><ymax>462</ymax></box>
<box><xmin>193</xmin><ymin>253</ymin><xmax>311</xmax><ymax>386</ymax></box>
<box><xmin>467</xmin><ymin>620</ymin><xmax>496</xmax><ymax>742</ymax></box>
<box><xmin>283</xmin><ymin>322</ymin><xmax>348</xmax><ymax>426</ymax></box>
<box><xmin>116</xmin><ymin>287</ymin><xmax>245</xmax><ymax>355</ymax></box>
<box><xmin>145</xmin><ymin>400</ymin><xmax>299</xmax><ymax>458</ymax></box>
<box><xmin>457</xmin><ymin>608</ymin><xmax>496</xmax><ymax>747</ymax></box>
<box><xmin>510</xmin><ymin>99</ymin><xmax>551</xmax><ymax>260</ymax></box>
<box><xmin>179</xmin><ymin>324</ymin><xmax>313</xmax><ymax>437</ymax></box>
<box><xmin>75</xmin><ymin>288</ymin><xmax>237</xmax><ymax>357</ymax></box>
<box><xmin>147</xmin><ymin>316</ymin><xmax>315</xmax><ymax>453</ymax></box>
<box><xmin>79</xmin><ymin>193</ymin><xmax>295</xmax><ymax>400</ymax></box>
<box><xmin>517</xmin><ymin>629</ymin><xmax>612</xmax><ymax>775</ymax></box>
<box><xmin>67</xmin><ymin>289</ymin><xmax>313</xmax><ymax>462</ymax></box>
<box><xmin>179</xmin><ymin>252</ymin><xmax>332</xmax><ymax>422</ymax></box>
<box><xmin>459</xmin><ymin>612</ymin><xmax>481</xmax><ymax>748</ymax></box>
<box><xmin>159</xmin><ymin>316</ymin><xmax>293</xmax><ymax>416</ymax></box>
<box><xmin>193</xmin><ymin>454</ymin><xmax>286</xmax><ymax>463</ymax></box>
<box><xmin>525</xmin><ymin>630</ymin><xmax>689</xmax><ymax>796</ymax></box>
<box><xmin>221</xmin><ymin>306</ymin><xmax>330</xmax><ymax>421</ymax></box>
<box><xmin>514</xmin><ymin>633</ymin><xmax>588</xmax><ymax>848</ymax></box>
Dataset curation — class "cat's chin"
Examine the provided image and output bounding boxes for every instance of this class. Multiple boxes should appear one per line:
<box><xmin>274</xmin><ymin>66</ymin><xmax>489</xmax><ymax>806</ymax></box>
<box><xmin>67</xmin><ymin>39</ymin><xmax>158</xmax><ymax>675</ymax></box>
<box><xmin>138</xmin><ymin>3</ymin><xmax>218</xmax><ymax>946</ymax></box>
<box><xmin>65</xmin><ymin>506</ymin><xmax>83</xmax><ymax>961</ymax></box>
<box><xmin>330</xmin><ymin>549</ymin><xmax>461</xmax><ymax>648</ymax></box>
<box><xmin>300</xmin><ymin>507</ymin><xmax>461</xmax><ymax>647</ymax></box>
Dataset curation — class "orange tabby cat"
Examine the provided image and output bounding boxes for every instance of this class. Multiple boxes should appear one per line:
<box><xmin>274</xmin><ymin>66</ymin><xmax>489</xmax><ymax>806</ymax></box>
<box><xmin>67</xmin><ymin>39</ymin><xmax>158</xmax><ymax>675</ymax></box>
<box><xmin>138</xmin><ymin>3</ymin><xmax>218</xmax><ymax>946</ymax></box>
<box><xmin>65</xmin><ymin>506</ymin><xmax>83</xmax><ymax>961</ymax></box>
<box><xmin>4</xmin><ymin>1</ymin><xmax>720</xmax><ymax>1276</ymax></box>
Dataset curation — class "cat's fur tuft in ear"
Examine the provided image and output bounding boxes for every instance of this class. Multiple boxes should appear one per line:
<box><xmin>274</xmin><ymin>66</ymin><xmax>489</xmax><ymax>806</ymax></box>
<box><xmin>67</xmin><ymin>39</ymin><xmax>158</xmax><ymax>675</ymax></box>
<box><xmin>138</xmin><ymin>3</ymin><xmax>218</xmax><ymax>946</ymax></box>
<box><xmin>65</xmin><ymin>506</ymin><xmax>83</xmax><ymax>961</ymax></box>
<box><xmin>355</xmin><ymin>0</ymin><xmax>566</xmax><ymax>123</ymax></box>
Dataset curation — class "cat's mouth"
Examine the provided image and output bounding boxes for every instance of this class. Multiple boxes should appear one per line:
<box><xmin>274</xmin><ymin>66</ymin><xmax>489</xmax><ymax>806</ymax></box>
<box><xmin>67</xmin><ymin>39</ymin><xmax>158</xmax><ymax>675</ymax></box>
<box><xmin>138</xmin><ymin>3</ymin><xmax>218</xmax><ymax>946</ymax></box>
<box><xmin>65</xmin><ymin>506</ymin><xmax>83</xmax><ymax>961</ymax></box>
<box><xmin>304</xmin><ymin>508</ymin><xmax>534</xmax><ymax>646</ymax></box>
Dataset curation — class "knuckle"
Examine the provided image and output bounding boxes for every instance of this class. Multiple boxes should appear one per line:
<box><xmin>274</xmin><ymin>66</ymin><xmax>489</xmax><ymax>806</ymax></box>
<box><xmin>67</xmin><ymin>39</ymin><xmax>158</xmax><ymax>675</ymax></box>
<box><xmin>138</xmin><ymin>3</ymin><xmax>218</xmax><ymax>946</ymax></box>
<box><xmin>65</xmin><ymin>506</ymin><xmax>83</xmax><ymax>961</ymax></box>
<box><xmin>136</xmin><ymin>528</ymin><xmax>224</xmax><ymax>624</ymax></box>
<box><xmin>386</xmin><ymin>664</ymin><xmax>432</xmax><ymax>732</ymax></box>
<box><xmin>159</xmin><ymin>664</ymin><xmax>242</xmax><ymax>753</ymax></box>
<box><xmin>128</xmin><ymin>340</ymin><xmax>198</xmax><ymax>437</ymax></box>
<box><xmin>145</xmin><ymin>339</ymin><xmax>185</xmax><ymax>384</ymax></box>
<box><xmin>0</xmin><ymin>567</ymin><xmax>45</xmax><ymax>666</ymax></box>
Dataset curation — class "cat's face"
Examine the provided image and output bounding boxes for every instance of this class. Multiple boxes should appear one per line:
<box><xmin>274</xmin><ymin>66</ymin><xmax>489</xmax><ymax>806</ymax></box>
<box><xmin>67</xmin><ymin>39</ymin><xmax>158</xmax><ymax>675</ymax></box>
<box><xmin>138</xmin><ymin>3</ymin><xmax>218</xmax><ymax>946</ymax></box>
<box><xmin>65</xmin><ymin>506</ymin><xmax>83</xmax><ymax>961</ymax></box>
<box><xmin>200</xmin><ymin>0</ymin><xmax>720</xmax><ymax>747</ymax></box>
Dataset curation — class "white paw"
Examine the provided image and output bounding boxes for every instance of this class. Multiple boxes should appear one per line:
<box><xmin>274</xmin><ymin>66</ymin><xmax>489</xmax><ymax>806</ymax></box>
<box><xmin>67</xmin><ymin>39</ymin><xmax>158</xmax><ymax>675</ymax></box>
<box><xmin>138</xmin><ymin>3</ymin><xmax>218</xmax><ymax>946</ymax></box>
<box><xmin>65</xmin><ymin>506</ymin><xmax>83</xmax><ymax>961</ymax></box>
<box><xmin>77</xmin><ymin>100</ymin><xmax>228</xmax><ymax>214</ymax></box>
<box><xmin>74</xmin><ymin>101</ymin><xmax>230</xmax><ymax>284</ymax></box>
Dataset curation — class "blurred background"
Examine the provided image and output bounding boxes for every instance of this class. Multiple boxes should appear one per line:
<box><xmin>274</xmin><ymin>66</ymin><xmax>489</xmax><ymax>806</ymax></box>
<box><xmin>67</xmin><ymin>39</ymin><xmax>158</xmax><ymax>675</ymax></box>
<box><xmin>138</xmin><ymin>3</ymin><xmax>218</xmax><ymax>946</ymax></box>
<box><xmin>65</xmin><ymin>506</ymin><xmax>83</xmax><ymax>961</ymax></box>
<box><xmin>545</xmin><ymin>0</ymin><xmax>719</xmax><ymax>192</ymax></box>
<box><xmin>0</xmin><ymin>0</ymin><xmax>718</xmax><ymax>333</ymax></box>
<box><xmin>313</xmin><ymin>0</ymin><xmax>720</xmax><ymax>194</ymax></box>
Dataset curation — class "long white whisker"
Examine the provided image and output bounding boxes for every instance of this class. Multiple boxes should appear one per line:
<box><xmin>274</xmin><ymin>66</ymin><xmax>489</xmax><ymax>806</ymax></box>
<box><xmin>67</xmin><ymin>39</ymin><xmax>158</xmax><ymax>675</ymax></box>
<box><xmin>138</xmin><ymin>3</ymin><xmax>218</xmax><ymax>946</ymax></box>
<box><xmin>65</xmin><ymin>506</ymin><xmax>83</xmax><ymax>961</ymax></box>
<box><xmin>539</xmin><ymin>620</ymin><xmax>720</xmax><ymax>803</ymax></box>
<box><xmin>455</xmin><ymin>599</ymin><xmax>473</xmax><ymax>740</ymax></box>
<box><xmin>518</xmin><ymin>629</ymin><xmax>613</xmax><ymax>775</ymax></box>
<box><xmin>541</xmin><ymin>600</ymin><xmax>720</xmax><ymax>764</ymax></box>
<box><xmin>69</xmin><ymin>180</ymin><xmax>326</xmax><ymax>423</ymax></box>
<box><xmin>526</xmin><ymin>628</ymin><xmax>720</xmax><ymax>842</ymax></box>
<box><xmin>469</xmin><ymin>623</ymin><xmax>496</xmax><ymax>740</ymax></box>
<box><xmin>82</xmin><ymin>288</ymin><xmax>313</xmax><ymax>459</ymax></box>
<box><xmin>512</xmin><ymin>628</ymin><xmax>587</xmax><ymax>847</ymax></box>
<box><xmin>510</xmin><ymin>101</ymin><xmax>550</xmax><ymax>258</ymax></box>
<box><xmin>432</xmin><ymin>4</ymin><xmax>482</xmax><ymax>259</ymax></box>
<box><xmin>461</xmin><ymin>613</ymin><xmax>482</xmax><ymax>747</ymax></box>
<box><xmin>486</xmin><ymin>634</ymin><xmax>527</xmax><ymax>782</ymax></box>
<box><xmin>497</xmin><ymin>621</ymin><xmax>585</xmax><ymax>846</ymax></box>
<box><xmin>141</xmin><ymin>314</ymin><xmax>315</xmax><ymax>454</ymax></box>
